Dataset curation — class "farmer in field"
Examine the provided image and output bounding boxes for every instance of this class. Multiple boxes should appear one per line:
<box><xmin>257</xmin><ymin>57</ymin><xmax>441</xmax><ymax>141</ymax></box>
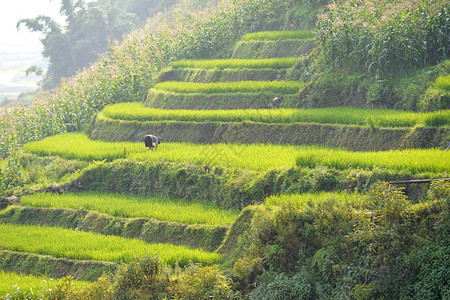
<box><xmin>144</xmin><ymin>134</ymin><xmax>161</xmax><ymax>150</ymax></box>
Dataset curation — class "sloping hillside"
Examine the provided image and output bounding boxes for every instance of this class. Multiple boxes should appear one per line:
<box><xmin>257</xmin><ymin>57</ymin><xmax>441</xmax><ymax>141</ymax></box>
<box><xmin>0</xmin><ymin>0</ymin><xmax>449</xmax><ymax>299</ymax></box>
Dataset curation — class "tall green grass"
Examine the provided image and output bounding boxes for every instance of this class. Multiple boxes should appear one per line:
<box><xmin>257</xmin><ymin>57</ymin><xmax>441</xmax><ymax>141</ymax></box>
<box><xmin>317</xmin><ymin>0</ymin><xmax>450</xmax><ymax>78</ymax></box>
<box><xmin>296</xmin><ymin>148</ymin><xmax>450</xmax><ymax>173</ymax></box>
<box><xmin>21</xmin><ymin>192</ymin><xmax>239</xmax><ymax>226</ymax></box>
<box><xmin>171</xmin><ymin>58</ymin><xmax>299</xmax><ymax>69</ymax></box>
<box><xmin>0</xmin><ymin>223</ymin><xmax>220</xmax><ymax>266</ymax></box>
<box><xmin>241</xmin><ymin>30</ymin><xmax>314</xmax><ymax>41</ymax></box>
<box><xmin>265</xmin><ymin>191</ymin><xmax>362</xmax><ymax>207</ymax></box>
<box><xmin>0</xmin><ymin>271</ymin><xmax>88</xmax><ymax>298</ymax></box>
<box><xmin>101</xmin><ymin>102</ymin><xmax>450</xmax><ymax>127</ymax></box>
<box><xmin>153</xmin><ymin>81</ymin><xmax>304</xmax><ymax>94</ymax></box>
<box><xmin>24</xmin><ymin>133</ymin><xmax>450</xmax><ymax>173</ymax></box>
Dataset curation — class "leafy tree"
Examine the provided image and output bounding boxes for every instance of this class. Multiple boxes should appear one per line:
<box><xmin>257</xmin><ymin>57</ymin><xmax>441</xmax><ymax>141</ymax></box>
<box><xmin>17</xmin><ymin>0</ymin><xmax>139</xmax><ymax>89</ymax></box>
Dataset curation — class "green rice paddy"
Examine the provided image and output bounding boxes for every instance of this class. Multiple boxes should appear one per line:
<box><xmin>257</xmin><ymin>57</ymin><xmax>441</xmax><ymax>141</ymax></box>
<box><xmin>101</xmin><ymin>102</ymin><xmax>450</xmax><ymax>127</ymax></box>
<box><xmin>0</xmin><ymin>223</ymin><xmax>220</xmax><ymax>266</ymax></box>
<box><xmin>153</xmin><ymin>81</ymin><xmax>304</xmax><ymax>94</ymax></box>
<box><xmin>20</xmin><ymin>192</ymin><xmax>239</xmax><ymax>226</ymax></box>
<box><xmin>24</xmin><ymin>133</ymin><xmax>450</xmax><ymax>173</ymax></box>
<box><xmin>170</xmin><ymin>57</ymin><xmax>299</xmax><ymax>69</ymax></box>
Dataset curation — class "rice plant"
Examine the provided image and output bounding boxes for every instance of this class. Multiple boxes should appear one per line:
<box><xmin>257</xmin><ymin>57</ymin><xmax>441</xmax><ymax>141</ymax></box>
<box><xmin>0</xmin><ymin>223</ymin><xmax>220</xmax><ymax>266</ymax></box>
<box><xmin>296</xmin><ymin>148</ymin><xmax>450</xmax><ymax>174</ymax></box>
<box><xmin>21</xmin><ymin>192</ymin><xmax>240</xmax><ymax>226</ymax></box>
<box><xmin>101</xmin><ymin>102</ymin><xmax>450</xmax><ymax>127</ymax></box>
<box><xmin>0</xmin><ymin>271</ymin><xmax>88</xmax><ymax>298</ymax></box>
<box><xmin>170</xmin><ymin>58</ymin><xmax>299</xmax><ymax>69</ymax></box>
<box><xmin>153</xmin><ymin>81</ymin><xmax>304</xmax><ymax>94</ymax></box>
<box><xmin>241</xmin><ymin>30</ymin><xmax>315</xmax><ymax>41</ymax></box>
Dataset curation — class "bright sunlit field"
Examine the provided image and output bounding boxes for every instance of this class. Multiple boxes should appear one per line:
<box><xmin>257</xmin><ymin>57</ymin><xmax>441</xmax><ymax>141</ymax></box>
<box><xmin>20</xmin><ymin>192</ymin><xmax>239</xmax><ymax>226</ymax></box>
<box><xmin>0</xmin><ymin>223</ymin><xmax>220</xmax><ymax>266</ymax></box>
<box><xmin>24</xmin><ymin>133</ymin><xmax>450</xmax><ymax>173</ymax></box>
<box><xmin>101</xmin><ymin>102</ymin><xmax>450</xmax><ymax>127</ymax></box>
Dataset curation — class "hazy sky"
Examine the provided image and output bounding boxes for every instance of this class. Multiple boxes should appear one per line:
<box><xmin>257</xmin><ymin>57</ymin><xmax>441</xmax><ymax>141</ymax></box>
<box><xmin>0</xmin><ymin>0</ymin><xmax>65</xmax><ymax>53</ymax></box>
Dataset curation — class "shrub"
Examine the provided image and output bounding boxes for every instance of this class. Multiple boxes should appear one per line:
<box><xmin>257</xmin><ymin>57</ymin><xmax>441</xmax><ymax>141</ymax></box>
<box><xmin>168</xmin><ymin>265</ymin><xmax>234</xmax><ymax>300</ymax></box>
<box><xmin>249</xmin><ymin>272</ymin><xmax>312</xmax><ymax>300</ymax></box>
<box><xmin>112</xmin><ymin>256</ymin><xmax>169</xmax><ymax>300</ymax></box>
<box><xmin>435</xmin><ymin>74</ymin><xmax>450</xmax><ymax>92</ymax></box>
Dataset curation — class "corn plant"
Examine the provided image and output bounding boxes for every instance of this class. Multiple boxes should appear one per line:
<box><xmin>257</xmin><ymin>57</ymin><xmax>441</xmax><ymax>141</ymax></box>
<box><xmin>316</xmin><ymin>0</ymin><xmax>450</xmax><ymax>79</ymax></box>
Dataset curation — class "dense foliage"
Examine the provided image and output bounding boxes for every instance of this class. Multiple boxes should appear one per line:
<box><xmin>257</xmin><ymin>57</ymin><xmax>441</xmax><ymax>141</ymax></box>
<box><xmin>316</xmin><ymin>0</ymin><xmax>450</xmax><ymax>79</ymax></box>
<box><xmin>232</xmin><ymin>181</ymin><xmax>450</xmax><ymax>299</ymax></box>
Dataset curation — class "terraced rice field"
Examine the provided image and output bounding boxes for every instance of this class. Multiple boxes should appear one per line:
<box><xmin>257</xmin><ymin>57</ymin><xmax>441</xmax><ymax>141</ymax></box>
<box><xmin>0</xmin><ymin>223</ymin><xmax>220</xmax><ymax>266</ymax></box>
<box><xmin>24</xmin><ymin>133</ymin><xmax>450</xmax><ymax>173</ymax></box>
<box><xmin>3</xmin><ymin>25</ymin><xmax>448</xmax><ymax>295</ymax></box>
<box><xmin>101</xmin><ymin>102</ymin><xmax>450</xmax><ymax>127</ymax></box>
<box><xmin>153</xmin><ymin>80</ymin><xmax>304</xmax><ymax>94</ymax></box>
<box><xmin>20</xmin><ymin>192</ymin><xmax>239</xmax><ymax>226</ymax></box>
<box><xmin>171</xmin><ymin>57</ymin><xmax>299</xmax><ymax>69</ymax></box>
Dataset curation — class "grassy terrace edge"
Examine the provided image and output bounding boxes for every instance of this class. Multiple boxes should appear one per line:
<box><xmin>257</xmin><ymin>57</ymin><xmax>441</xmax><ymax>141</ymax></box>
<box><xmin>153</xmin><ymin>81</ymin><xmax>304</xmax><ymax>94</ymax></box>
<box><xmin>170</xmin><ymin>57</ymin><xmax>299</xmax><ymax>69</ymax></box>
<box><xmin>145</xmin><ymin>88</ymin><xmax>302</xmax><ymax>109</ymax></box>
<box><xmin>0</xmin><ymin>223</ymin><xmax>220</xmax><ymax>267</ymax></box>
<box><xmin>91</xmin><ymin>113</ymin><xmax>450</xmax><ymax>151</ymax></box>
<box><xmin>0</xmin><ymin>250</ymin><xmax>117</xmax><ymax>282</ymax></box>
<box><xmin>0</xmin><ymin>206</ymin><xmax>227</xmax><ymax>251</ymax></box>
<box><xmin>18</xmin><ymin>191</ymin><xmax>239</xmax><ymax>226</ymax></box>
<box><xmin>240</xmin><ymin>30</ymin><xmax>315</xmax><ymax>41</ymax></box>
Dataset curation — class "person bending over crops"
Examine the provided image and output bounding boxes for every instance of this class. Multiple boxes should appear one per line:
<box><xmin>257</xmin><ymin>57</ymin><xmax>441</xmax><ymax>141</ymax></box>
<box><xmin>144</xmin><ymin>134</ymin><xmax>161</xmax><ymax>150</ymax></box>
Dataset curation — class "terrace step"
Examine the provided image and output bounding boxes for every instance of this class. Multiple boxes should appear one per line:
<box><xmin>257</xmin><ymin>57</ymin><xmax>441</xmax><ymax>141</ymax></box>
<box><xmin>232</xmin><ymin>39</ymin><xmax>314</xmax><ymax>59</ymax></box>
<box><xmin>0</xmin><ymin>250</ymin><xmax>117</xmax><ymax>281</ymax></box>
<box><xmin>156</xmin><ymin>57</ymin><xmax>299</xmax><ymax>83</ymax></box>
<box><xmin>144</xmin><ymin>88</ymin><xmax>300</xmax><ymax>110</ymax></box>
<box><xmin>156</xmin><ymin>67</ymin><xmax>290</xmax><ymax>83</ymax></box>
<box><xmin>0</xmin><ymin>205</ymin><xmax>228</xmax><ymax>252</ymax></box>
<box><xmin>90</xmin><ymin>113</ymin><xmax>450</xmax><ymax>151</ymax></box>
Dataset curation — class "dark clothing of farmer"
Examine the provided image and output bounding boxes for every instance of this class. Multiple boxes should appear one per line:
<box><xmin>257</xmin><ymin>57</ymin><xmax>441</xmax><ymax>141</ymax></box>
<box><xmin>144</xmin><ymin>135</ymin><xmax>161</xmax><ymax>150</ymax></box>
